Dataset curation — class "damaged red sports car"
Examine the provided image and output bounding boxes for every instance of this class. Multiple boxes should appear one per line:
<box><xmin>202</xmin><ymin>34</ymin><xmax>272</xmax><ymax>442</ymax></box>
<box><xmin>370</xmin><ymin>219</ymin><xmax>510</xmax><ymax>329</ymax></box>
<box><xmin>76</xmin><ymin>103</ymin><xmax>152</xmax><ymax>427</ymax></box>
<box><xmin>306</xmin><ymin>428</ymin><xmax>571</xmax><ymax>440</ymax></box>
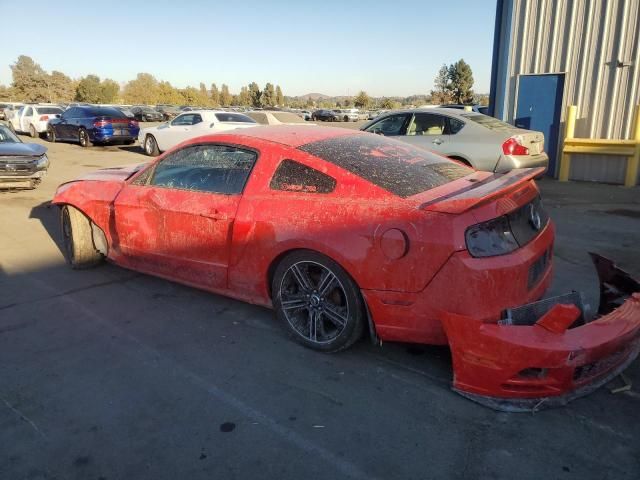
<box><xmin>52</xmin><ymin>126</ymin><xmax>640</xmax><ymax>411</ymax></box>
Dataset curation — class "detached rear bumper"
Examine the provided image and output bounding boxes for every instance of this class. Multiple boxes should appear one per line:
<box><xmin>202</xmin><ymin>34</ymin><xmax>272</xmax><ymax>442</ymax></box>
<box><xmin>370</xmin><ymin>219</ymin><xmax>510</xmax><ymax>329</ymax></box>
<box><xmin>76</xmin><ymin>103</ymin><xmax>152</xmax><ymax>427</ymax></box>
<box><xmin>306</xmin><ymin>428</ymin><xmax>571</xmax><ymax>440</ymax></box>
<box><xmin>442</xmin><ymin>254</ymin><xmax>640</xmax><ymax>411</ymax></box>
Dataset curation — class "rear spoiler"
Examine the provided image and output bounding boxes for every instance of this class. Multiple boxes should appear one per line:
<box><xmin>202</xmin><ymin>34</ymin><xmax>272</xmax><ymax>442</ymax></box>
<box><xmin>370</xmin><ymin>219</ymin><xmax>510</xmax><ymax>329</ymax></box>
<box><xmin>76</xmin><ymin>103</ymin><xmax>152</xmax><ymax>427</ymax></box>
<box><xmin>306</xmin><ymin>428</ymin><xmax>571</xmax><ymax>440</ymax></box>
<box><xmin>421</xmin><ymin>167</ymin><xmax>545</xmax><ymax>214</ymax></box>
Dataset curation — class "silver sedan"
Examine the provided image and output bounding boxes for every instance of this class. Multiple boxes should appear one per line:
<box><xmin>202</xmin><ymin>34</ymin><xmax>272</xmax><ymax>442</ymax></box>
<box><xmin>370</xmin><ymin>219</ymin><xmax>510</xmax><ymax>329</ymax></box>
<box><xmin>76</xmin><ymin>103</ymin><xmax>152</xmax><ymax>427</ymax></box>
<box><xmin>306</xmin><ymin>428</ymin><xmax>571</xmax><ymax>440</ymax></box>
<box><xmin>360</xmin><ymin>108</ymin><xmax>548</xmax><ymax>172</ymax></box>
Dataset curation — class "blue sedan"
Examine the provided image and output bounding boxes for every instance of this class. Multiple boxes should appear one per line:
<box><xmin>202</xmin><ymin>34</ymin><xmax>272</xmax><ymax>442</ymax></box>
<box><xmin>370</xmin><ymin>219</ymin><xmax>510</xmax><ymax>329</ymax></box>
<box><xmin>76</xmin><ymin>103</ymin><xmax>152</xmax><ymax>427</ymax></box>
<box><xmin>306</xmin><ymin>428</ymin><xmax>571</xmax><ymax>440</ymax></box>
<box><xmin>47</xmin><ymin>106</ymin><xmax>140</xmax><ymax>147</ymax></box>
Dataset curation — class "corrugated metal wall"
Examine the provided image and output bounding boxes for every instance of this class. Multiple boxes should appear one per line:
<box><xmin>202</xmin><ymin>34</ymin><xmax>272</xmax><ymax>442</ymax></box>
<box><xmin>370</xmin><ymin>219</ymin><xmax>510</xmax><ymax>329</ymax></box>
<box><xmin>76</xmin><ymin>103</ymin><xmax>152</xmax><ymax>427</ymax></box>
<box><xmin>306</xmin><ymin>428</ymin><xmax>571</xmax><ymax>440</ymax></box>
<box><xmin>494</xmin><ymin>0</ymin><xmax>640</xmax><ymax>183</ymax></box>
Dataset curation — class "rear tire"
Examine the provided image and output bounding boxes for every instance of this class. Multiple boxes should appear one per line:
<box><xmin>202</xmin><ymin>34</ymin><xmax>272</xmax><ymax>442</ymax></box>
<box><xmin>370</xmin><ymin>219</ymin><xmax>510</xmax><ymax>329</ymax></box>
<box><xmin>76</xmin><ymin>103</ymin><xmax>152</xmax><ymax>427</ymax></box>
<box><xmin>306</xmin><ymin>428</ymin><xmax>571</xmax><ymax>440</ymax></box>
<box><xmin>272</xmin><ymin>250</ymin><xmax>365</xmax><ymax>353</ymax></box>
<box><xmin>144</xmin><ymin>134</ymin><xmax>160</xmax><ymax>156</ymax></box>
<box><xmin>78</xmin><ymin>128</ymin><xmax>91</xmax><ymax>148</ymax></box>
<box><xmin>60</xmin><ymin>205</ymin><xmax>103</xmax><ymax>269</ymax></box>
<box><xmin>46</xmin><ymin>126</ymin><xmax>56</xmax><ymax>143</ymax></box>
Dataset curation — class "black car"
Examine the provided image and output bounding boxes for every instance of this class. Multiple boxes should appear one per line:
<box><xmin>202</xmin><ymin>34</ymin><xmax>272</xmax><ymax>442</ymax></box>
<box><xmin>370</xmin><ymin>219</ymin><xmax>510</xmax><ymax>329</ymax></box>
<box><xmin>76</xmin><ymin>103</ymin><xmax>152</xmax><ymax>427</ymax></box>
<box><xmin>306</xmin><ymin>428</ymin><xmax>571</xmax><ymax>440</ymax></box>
<box><xmin>47</xmin><ymin>106</ymin><xmax>140</xmax><ymax>148</ymax></box>
<box><xmin>312</xmin><ymin>109</ymin><xmax>339</xmax><ymax>121</ymax></box>
<box><xmin>0</xmin><ymin>124</ymin><xmax>49</xmax><ymax>189</ymax></box>
<box><xmin>155</xmin><ymin>105</ymin><xmax>182</xmax><ymax>120</ymax></box>
<box><xmin>131</xmin><ymin>106</ymin><xmax>164</xmax><ymax>122</ymax></box>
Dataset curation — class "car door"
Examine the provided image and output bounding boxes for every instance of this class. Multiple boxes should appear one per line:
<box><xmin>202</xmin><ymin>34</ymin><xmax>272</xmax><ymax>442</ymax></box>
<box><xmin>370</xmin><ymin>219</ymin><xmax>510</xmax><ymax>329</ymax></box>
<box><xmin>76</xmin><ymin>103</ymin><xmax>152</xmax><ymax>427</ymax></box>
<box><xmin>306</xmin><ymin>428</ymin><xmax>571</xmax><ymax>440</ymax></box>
<box><xmin>112</xmin><ymin>143</ymin><xmax>258</xmax><ymax>289</ymax></box>
<box><xmin>157</xmin><ymin>113</ymin><xmax>200</xmax><ymax>150</ymax></box>
<box><xmin>56</xmin><ymin>108</ymin><xmax>75</xmax><ymax>139</ymax></box>
<box><xmin>20</xmin><ymin>107</ymin><xmax>34</xmax><ymax>132</ymax></box>
<box><xmin>400</xmin><ymin>112</ymin><xmax>450</xmax><ymax>154</ymax></box>
<box><xmin>363</xmin><ymin>113</ymin><xmax>411</xmax><ymax>137</ymax></box>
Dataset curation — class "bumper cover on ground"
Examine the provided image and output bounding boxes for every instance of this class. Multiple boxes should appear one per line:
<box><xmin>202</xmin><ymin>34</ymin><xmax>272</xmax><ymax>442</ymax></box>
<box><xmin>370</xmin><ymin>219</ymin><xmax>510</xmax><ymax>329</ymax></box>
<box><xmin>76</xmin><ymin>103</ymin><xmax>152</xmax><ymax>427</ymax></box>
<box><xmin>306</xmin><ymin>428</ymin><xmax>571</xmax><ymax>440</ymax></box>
<box><xmin>442</xmin><ymin>253</ymin><xmax>640</xmax><ymax>412</ymax></box>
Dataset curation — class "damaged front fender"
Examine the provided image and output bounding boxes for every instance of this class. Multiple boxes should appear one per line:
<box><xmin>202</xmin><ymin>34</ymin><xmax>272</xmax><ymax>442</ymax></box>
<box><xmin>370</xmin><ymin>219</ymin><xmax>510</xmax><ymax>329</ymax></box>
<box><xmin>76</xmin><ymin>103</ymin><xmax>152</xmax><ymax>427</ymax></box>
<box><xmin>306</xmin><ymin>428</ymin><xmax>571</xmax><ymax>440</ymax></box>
<box><xmin>442</xmin><ymin>253</ymin><xmax>640</xmax><ymax>412</ymax></box>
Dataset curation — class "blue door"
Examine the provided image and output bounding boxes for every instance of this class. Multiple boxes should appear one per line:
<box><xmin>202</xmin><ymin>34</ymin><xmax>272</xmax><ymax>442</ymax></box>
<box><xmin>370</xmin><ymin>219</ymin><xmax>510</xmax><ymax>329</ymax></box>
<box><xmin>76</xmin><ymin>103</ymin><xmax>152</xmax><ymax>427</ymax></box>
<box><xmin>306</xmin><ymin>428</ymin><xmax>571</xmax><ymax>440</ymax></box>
<box><xmin>514</xmin><ymin>74</ymin><xmax>564</xmax><ymax>176</ymax></box>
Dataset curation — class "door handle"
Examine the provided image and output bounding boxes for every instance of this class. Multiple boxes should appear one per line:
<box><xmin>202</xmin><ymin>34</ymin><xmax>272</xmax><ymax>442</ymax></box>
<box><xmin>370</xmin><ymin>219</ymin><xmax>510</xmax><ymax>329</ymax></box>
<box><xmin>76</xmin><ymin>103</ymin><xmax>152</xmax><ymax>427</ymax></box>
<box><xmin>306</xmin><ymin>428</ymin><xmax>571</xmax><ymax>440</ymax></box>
<box><xmin>432</xmin><ymin>138</ymin><xmax>443</xmax><ymax>145</ymax></box>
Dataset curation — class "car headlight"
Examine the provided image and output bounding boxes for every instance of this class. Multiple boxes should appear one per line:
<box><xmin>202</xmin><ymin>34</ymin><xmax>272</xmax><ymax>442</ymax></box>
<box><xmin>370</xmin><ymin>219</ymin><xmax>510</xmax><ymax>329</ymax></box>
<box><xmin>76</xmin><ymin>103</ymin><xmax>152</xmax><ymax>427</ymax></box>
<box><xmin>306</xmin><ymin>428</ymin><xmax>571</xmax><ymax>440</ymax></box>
<box><xmin>36</xmin><ymin>154</ymin><xmax>49</xmax><ymax>169</ymax></box>
<box><xmin>465</xmin><ymin>215</ymin><xmax>519</xmax><ymax>257</ymax></box>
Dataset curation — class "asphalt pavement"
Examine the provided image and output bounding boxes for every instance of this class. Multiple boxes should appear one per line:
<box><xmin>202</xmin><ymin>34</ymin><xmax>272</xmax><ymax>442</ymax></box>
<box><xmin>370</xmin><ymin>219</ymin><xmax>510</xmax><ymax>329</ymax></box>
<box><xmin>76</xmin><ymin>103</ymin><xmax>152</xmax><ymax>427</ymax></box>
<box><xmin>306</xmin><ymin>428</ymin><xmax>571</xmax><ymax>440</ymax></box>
<box><xmin>1</xmin><ymin>131</ymin><xmax>639</xmax><ymax>480</ymax></box>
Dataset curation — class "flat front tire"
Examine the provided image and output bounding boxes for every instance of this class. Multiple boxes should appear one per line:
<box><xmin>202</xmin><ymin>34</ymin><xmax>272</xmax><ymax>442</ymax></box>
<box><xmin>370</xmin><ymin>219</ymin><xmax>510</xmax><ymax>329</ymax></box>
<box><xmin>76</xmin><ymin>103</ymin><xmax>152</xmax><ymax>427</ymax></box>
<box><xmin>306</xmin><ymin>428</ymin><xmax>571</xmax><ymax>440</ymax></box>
<box><xmin>272</xmin><ymin>251</ymin><xmax>365</xmax><ymax>353</ymax></box>
<box><xmin>61</xmin><ymin>205</ymin><xmax>103</xmax><ymax>269</ymax></box>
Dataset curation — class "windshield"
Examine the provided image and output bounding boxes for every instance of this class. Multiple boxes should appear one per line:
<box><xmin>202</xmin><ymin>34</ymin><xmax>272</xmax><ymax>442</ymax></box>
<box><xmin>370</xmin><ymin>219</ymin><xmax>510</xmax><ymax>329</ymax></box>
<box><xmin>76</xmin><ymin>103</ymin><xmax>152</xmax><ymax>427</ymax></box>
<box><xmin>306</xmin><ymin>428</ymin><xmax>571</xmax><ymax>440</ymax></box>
<box><xmin>0</xmin><ymin>125</ymin><xmax>20</xmax><ymax>143</ymax></box>
<box><xmin>38</xmin><ymin>107</ymin><xmax>63</xmax><ymax>114</ymax></box>
<box><xmin>298</xmin><ymin>134</ymin><xmax>471</xmax><ymax>197</ymax></box>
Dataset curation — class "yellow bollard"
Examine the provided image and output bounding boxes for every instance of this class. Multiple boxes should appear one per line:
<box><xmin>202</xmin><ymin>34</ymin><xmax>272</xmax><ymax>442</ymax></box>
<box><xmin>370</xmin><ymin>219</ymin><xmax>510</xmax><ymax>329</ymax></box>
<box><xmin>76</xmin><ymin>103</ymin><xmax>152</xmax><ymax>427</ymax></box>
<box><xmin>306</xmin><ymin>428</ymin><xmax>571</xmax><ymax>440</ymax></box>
<box><xmin>559</xmin><ymin>105</ymin><xmax>577</xmax><ymax>181</ymax></box>
<box><xmin>624</xmin><ymin>104</ymin><xmax>640</xmax><ymax>187</ymax></box>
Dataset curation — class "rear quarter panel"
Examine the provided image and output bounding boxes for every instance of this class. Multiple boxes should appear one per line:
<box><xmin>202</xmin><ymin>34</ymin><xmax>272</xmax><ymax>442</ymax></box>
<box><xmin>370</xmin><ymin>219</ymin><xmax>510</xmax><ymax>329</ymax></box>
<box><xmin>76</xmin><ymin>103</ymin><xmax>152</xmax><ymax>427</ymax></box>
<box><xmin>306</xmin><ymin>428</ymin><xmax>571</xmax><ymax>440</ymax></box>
<box><xmin>225</xmin><ymin>141</ymin><xmax>461</xmax><ymax>304</ymax></box>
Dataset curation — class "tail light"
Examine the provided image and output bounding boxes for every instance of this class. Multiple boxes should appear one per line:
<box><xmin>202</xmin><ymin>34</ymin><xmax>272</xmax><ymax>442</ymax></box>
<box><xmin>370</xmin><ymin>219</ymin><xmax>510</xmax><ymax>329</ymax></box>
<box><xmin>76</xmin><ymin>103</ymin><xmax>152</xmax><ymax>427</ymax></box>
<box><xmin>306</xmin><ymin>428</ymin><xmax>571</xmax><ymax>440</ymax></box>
<box><xmin>93</xmin><ymin>118</ymin><xmax>112</xmax><ymax>128</ymax></box>
<box><xmin>129</xmin><ymin>119</ymin><xmax>139</xmax><ymax>127</ymax></box>
<box><xmin>502</xmin><ymin>137</ymin><xmax>529</xmax><ymax>156</ymax></box>
<box><xmin>39</xmin><ymin>115</ymin><xmax>49</xmax><ymax>121</ymax></box>
<box><xmin>465</xmin><ymin>216</ymin><xmax>519</xmax><ymax>257</ymax></box>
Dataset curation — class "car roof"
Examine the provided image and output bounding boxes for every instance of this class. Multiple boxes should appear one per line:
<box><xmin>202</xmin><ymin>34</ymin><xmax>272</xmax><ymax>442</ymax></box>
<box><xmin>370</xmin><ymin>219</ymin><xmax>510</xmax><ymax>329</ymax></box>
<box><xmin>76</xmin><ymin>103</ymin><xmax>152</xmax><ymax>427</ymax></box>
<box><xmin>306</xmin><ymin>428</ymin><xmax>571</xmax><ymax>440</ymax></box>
<box><xmin>231</xmin><ymin>125</ymin><xmax>363</xmax><ymax>147</ymax></box>
<box><xmin>377</xmin><ymin>107</ymin><xmax>478</xmax><ymax>118</ymax></box>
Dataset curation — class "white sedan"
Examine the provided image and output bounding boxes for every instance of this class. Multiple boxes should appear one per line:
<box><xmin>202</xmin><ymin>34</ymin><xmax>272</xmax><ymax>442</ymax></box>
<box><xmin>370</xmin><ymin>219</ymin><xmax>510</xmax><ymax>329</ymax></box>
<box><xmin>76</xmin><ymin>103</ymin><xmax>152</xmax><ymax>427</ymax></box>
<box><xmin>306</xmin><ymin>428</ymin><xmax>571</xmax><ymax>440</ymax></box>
<box><xmin>138</xmin><ymin>110</ymin><xmax>257</xmax><ymax>156</ymax></box>
<box><xmin>9</xmin><ymin>104</ymin><xmax>64</xmax><ymax>138</ymax></box>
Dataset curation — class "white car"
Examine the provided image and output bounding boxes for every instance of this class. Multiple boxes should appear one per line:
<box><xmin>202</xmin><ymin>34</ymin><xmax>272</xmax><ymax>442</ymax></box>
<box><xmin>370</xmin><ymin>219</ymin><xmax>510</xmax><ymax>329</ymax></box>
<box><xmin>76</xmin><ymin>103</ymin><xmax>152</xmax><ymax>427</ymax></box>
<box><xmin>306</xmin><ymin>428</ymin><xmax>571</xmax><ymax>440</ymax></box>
<box><xmin>246</xmin><ymin>111</ymin><xmax>315</xmax><ymax>125</ymax></box>
<box><xmin>337</xmin><ymin>108</ymin><xmax>360</xmax><ymax>122</ymax></box>
<box><xmin>139</xmin><ymin>110</ymin><xmax>257</xmax><ymax>156</ymax></box>
<box><xmin>9</xmin><ymin>104</ymin><xmax>64</xmax><ymax>138</ymax></box>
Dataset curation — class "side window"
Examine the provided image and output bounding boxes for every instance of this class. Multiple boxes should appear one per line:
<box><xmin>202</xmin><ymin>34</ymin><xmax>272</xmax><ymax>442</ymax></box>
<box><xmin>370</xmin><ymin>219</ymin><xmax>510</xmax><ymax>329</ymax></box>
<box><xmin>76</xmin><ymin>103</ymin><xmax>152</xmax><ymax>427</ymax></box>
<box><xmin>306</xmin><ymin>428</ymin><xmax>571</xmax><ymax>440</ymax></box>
<box><xmin>24</xmin><ymin>107</ymin><xmax>33</xmax><ymax>117</ymax></box>
<box><xmin>192</xmin><ymin>114</ymin><xmax>203</xmax><ymax>125</ymax></box>
<box><xmin>270</xmin><ymin>159</ymin><xmax>336</xmax><ymax>194</ymax></box>
<box><xmin>448</xmin><ymin>117</ymin><xmax>465</xmax><ymax>134</ymax></box>
<box><xmin>150</xmin><ymin>144</ymin><xmax>257</xmax><ymax>194</ymax></box>
<box><xmin>172</xmin><ymin>114</ymin><xmax>195</xmax><ymax>126</ymax></box>
<box><xmin>364</xmin><ymin>114</ymin><xmax>409</xmax><ymax>136</ymax></box>
<box><xmin>406</xmin><ymin>114</ymin><xmax>446</xmax><ymax>136</ymax></box>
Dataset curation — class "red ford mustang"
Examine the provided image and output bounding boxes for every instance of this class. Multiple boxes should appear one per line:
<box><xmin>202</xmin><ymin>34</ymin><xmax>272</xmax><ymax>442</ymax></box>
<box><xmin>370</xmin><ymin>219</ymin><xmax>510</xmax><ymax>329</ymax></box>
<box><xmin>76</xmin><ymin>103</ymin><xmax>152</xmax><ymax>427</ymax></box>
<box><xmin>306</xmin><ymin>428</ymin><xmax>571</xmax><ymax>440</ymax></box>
<box><xmin>53</xmin><ymin>126</ymin><xmax>640</xmax><ymax>411</ymax></box>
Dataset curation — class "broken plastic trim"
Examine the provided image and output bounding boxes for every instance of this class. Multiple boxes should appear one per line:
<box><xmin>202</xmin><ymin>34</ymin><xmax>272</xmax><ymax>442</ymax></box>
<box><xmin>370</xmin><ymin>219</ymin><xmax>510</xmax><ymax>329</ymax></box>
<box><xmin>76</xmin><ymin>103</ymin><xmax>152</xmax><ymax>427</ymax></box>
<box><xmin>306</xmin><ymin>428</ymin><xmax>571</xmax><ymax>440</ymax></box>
<box><xmin>445</xmin><ymin>253</ymin><xmax>640</xmax><ymax>412</ymax></box>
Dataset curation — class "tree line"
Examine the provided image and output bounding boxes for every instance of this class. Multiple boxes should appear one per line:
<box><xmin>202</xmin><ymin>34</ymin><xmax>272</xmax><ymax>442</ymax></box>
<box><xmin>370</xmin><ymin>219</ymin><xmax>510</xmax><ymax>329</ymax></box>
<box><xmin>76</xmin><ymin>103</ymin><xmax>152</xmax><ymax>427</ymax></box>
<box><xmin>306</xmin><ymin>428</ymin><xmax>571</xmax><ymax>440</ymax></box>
<box><xmin>0</xmin><ymin>55</ymin><xmax>484</xmax><ymax>109</ymax></box>
<box><xmin>0</xmin><ymin>56</ymin><xmax>286</xmax><ymax>108</ymax></box>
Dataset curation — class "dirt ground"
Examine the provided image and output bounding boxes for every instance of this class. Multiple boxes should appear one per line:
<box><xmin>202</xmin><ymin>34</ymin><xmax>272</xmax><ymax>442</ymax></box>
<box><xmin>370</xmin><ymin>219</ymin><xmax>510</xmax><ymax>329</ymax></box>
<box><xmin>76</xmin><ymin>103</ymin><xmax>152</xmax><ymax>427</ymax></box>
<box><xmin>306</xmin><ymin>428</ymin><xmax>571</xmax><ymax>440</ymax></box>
<box><xmin>1</xmin><ymin>125</ymin><xmax>639</xmax><ymax>480</ymax></box>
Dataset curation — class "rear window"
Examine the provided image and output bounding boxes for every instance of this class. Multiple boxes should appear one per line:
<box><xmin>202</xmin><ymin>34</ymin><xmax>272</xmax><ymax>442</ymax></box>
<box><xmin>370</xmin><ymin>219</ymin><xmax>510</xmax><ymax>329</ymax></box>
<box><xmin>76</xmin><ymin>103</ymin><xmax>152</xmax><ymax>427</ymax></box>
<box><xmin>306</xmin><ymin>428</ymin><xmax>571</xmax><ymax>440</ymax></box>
<box><xmin>298</xmin><ymin>134</ymin><xmax>471</xmax><ymax>198</ymax></box>
<box><xmin>215</xmin><ymin>113</ymin><xmax>255</xmax><ymax>123</ymax></box>
<box><xmin>89</xmin><ymin>107</ymin><xmax>126</xmax><ymax>118</ymax></box>
<box><xmin>272</xmin><ymin>112</ymin><xmax>304</xmax><ymax>123</ymax></box>
<box><xmin>38</xmin><ymin>107</ymin><xmax>63</xmax><ymax>114</ymax></box>
<box><xmin>462</xmin><ymin>113</ymin><xmax>516</xmax><ymax>132</ymax></box>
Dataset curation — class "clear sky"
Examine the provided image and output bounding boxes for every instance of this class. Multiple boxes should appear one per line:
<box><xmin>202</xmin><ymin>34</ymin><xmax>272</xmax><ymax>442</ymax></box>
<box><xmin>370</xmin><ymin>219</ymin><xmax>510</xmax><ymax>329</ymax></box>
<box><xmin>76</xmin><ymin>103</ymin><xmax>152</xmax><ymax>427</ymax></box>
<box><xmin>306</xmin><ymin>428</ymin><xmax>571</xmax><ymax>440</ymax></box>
<box><xmin>0</xmin><ymin>0</ymin><xmax>496</xmax><ymax>97</ymax></box>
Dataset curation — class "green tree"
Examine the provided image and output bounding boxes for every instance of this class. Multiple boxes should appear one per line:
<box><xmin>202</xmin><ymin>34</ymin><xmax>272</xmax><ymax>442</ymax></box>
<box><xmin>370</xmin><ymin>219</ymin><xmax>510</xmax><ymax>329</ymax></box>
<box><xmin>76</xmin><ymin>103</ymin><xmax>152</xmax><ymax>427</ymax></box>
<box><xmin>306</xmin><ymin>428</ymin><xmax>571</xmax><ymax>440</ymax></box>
<box><xmin>157</xmin><ymin>81</ymin><xmax>182</xmax><ymax>104</ymax></box>
<box><xmin>0</xmin><ymin>85</ymin><xmax>10</xmax><ymax>100</ymax></box>
<box><xmin>430</xmin><ymin>64</ymin><xmax>451</xmax><ymax>104</ymax></box>
<box><xmin>262</xmin><ymin>83</ymin><xmax>276</xmax><ymax>107</ymax></box>
<box><xmin>238</xmin><ymin>86</ymin><xmax>251</xmax><ymax>106</ymax></box>
<box><xmin>48</xmin><ymin>71</ymin><xmax>75</xmax><ymax>102</ymax></box>
<box><xmin>447</xmin><ymin>59</ymin><xmax>474</xmax><ymax>104</ymax></box>
<box><xmin>220</xmin><ymin>84</ymin><xmax>232</xmax><ymax>107</ymax></box>
<box><xmin>354</xmin><ymin>91</ymin><xmax>371</xmax><ymax>109</ymax></box>
<box><xmin>380</xmin><ymin>98</ymin><xmax>396</xmax><ymax>110</ymax></box>
<box><xmin>181</xmin><ymin>86</ymin><xmax>201</xmax><ymax>105</ymax></box>
<box><xmin>275</xmin><ymin>85</ymin><xmax>284</xmax><ymax>106</ymax></box>
<box><xmin>101</xmin><ymin>79</ymin><xmax>120</xmax><ymax>103</ymax></box>
<box><xmin>75</xmin><ymin>75</ymin><xmax>103</xmax><ymax>103</ymax></box>
<box><xmin>210</xmin><ymin>83</ymin><xmax>220</xmax><ymax>106</ymax></box>
<box><xmin>123</xmin><ymin>73</ymin><xmax>159</xmax><ymax>105</ymax></box>
<box><xmin>10</xmin><ymin>55</ymin><xmax>49</xmax><ymax>102</ymax></box>
<box><xmin>248</xmin><ymin>82</ymin><xmax>262</xmax><ymax>107</ymax></box>
<box><xmin>199</xmin><ymin>82</ymin><xmax>210</xmax><ymax>106</ymax></box>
